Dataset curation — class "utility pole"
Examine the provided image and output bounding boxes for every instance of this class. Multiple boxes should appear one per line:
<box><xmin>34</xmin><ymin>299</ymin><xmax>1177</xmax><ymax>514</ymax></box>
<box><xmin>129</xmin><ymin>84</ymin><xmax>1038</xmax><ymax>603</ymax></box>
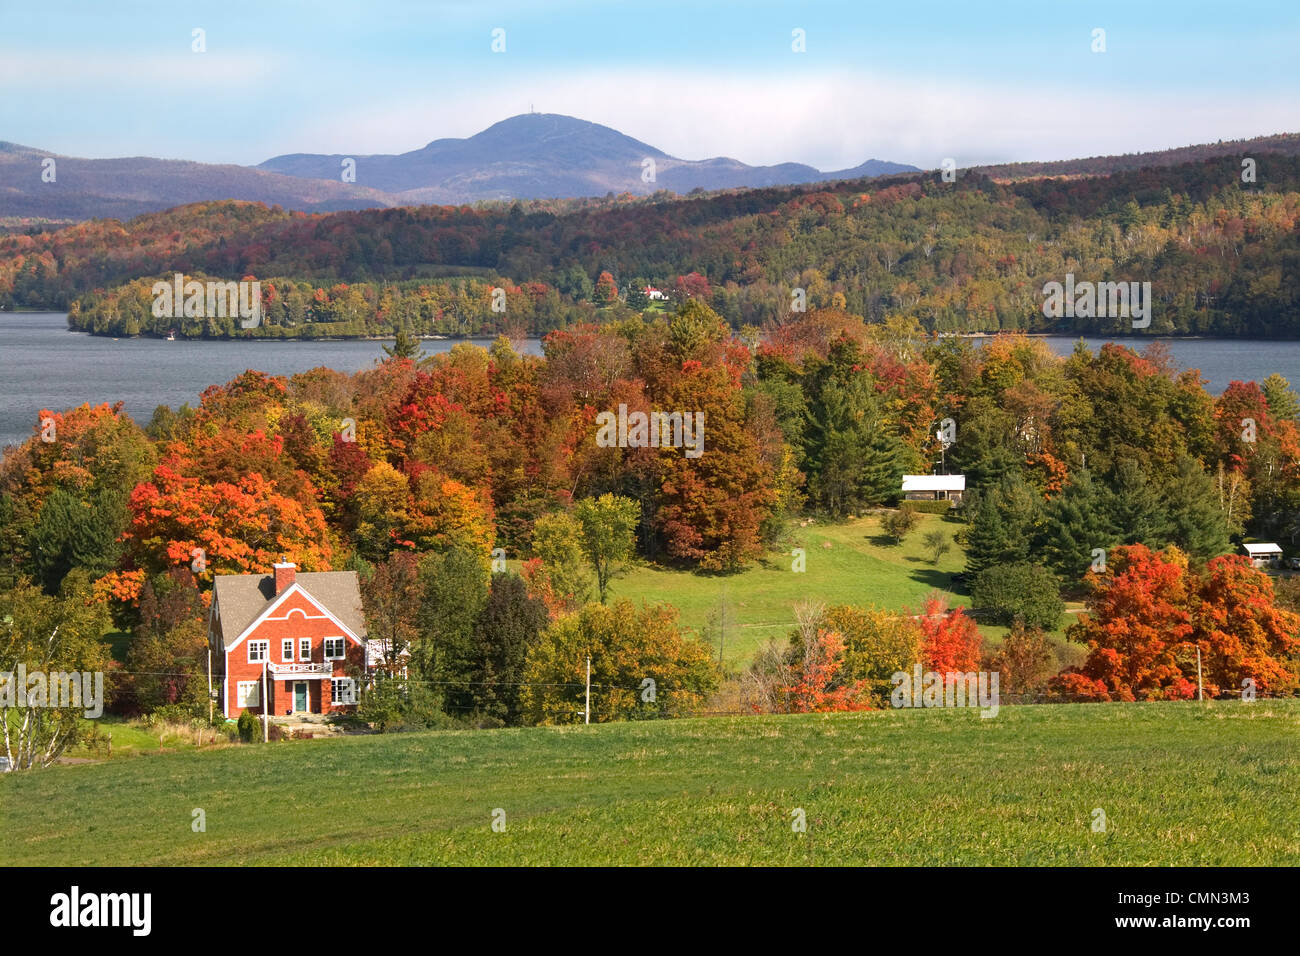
<box><xmin>716</xmin><ymin>590</ymin><xmax>728</xmax><ymax>669</ymax></box>
<box><xmin>584</xmin><ymin>657</ymin><xmax>591</xmax><ymax>725</ymax></box>
<box><xmin>207</xmin><ymin>645</ymin><xmax>212</xmax><ymax>725</ymax></box>
<box><xmin>1196</xmin><ymin>644</ymin><xmax>1204</xmax><ymax>701</ymax></box>
<box><xmin>262</xmin><ymin>660</ymin><xmax>269</xmax><ymax>743</ymax></box>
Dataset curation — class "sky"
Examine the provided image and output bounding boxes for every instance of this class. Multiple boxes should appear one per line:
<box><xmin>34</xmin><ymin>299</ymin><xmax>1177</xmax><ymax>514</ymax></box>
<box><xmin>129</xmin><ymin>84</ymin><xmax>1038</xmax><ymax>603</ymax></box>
<box><xmin>1</xmin><ymin>0</ymin><xmax>1297</xmax><ymax>171</ymax></box>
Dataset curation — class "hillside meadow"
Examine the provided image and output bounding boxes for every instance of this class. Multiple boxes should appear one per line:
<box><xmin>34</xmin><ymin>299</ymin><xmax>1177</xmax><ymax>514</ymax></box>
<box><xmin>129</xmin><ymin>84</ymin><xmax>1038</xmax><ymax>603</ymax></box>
<box><xmin>3</xmin><ymin>700</ymin><xmax>1296</xmax><ymax>866</ymax></box>
<box><xmin>605</xmin><ymin>512</ymin><xmax>1083</xmax><ymax>667</ymax></box>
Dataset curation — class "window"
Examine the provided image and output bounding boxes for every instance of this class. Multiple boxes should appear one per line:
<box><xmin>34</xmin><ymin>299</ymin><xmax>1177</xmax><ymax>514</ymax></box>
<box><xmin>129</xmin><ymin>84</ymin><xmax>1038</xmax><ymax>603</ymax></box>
<box><xmin>299</xmin><ymin>638</ymin><xmax>311</xmax><ymax>660</ymax></box>
<box><xmin>323</xmin><ymin>637</ymin><xmax>345</xmax><ymax>660</ymax></box>
<box><xmin>282</xmin><ymin>639</ymin><xmax>294</xmax><ymax>661</ymax></box>
<box><xmin>332</xmin><ymin>678</ymin><xmax>356</xmax><ymax>705</ymax></box>
<box><xmin>237</xmin><ymin>681</ymin><xmax>260</xmax><ymax>708</ymax></box>
<box><xmin>247</xmin><ymin>640</ymin><xmax>268</xmax><ymax>664</ymax></box>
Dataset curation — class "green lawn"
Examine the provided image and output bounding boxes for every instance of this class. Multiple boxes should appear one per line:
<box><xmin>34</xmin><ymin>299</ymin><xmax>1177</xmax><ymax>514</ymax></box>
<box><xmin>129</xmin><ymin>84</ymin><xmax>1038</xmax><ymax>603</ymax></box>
<box><xmin>3</xmin><ymin>701</ymin><xmax>1295</xmax><ymax>866</ymax></box>
<box><xmin>610</xmin><ymin>513</ymin><xmax>967</xmax><ymax>664</ymax></box>
<box><xmin>605</xmin><ymin>513</ymin><xmax>1083</xmax><ymax>667</ymax></box>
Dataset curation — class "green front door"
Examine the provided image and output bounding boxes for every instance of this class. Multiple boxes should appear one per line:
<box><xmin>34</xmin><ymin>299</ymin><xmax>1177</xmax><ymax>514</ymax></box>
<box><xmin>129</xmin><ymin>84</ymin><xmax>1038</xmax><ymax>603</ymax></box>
<box><xmin>294</xmin><ymin>682</ymin><xmax>308</xmax><ymax>712</ymax></box>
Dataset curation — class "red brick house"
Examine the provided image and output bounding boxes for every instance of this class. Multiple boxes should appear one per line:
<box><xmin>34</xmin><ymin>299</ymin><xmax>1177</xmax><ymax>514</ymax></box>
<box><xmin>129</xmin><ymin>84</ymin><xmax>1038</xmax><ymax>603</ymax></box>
<box><xmin>209</xmin><ymin>561</ymin><xmax>368</xmax><ymax>719</ymax></box>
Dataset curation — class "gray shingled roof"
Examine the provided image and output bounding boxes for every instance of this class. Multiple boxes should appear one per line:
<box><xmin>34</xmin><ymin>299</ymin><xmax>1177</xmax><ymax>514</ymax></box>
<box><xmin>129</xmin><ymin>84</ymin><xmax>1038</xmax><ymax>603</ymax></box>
<box><xmin>211</xmin><ymin>571</ymin><xmax>367</xmax><ymax>650</ymax></box>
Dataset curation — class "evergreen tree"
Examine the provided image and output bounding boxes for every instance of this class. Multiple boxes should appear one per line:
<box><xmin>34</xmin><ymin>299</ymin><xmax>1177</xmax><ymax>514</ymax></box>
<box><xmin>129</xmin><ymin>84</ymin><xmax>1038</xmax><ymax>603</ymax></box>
<box><xmin>1162</xmin><ymin>455</ymin><xmax>1232</xmax><ymax>560</ymax></box>
<box><xmin>1261</xmin><ymin>373</ymin><xmax>1300</xmax><ymax>423</ymax></box>
<box><xmin>470</xmin><ymin>573</ymin><xmax>549</xmax><ymax>725</ymax></box>
<box><xmin>1106</xmin><ymin>459</ymin><xmax>1171</xmax><ymax>547</ymax></box>
<box><xmin>962</xmin><ymin>475</ymin><xmax>1043</xmax><ymax>576</ymax></box>
<box><xmin>383</xmin><ymin>328</ymin><xmax>422</xmax><ymax>360</ymax></box>
<box><xmin>1040</xmin><ymin>468</ymin><xmax>1116</xmax><ymax>582</ymax></box>
<box><xmin>803</xmin><ymin>352</ymin><xmax>903</xmax><ymax>515</ymax></box>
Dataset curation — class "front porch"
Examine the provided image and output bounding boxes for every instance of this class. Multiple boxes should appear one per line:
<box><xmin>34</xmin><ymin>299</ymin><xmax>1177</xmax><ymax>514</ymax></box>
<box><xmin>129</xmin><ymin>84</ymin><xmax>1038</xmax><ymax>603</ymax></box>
<box><xmin>265</xmin><ymin>662</ymin><xmax>348</xmax><ymax>717</ymax></box>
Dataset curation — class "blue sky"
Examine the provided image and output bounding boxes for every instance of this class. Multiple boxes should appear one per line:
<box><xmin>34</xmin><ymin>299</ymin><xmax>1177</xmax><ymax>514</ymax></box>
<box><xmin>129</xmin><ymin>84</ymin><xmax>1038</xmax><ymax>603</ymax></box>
<box><xmin>1</xmin><ymin>0</ymin><xmax>1297</xmax><ymax>169</ymax></box>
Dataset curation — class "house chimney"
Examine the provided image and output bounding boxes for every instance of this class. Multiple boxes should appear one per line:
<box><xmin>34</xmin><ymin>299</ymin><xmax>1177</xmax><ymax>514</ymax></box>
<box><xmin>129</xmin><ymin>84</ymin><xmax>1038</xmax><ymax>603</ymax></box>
<box><xmin>273</xmin><ymin>559</ymin><xmax>297</xmax><ymax>595</ymax></box>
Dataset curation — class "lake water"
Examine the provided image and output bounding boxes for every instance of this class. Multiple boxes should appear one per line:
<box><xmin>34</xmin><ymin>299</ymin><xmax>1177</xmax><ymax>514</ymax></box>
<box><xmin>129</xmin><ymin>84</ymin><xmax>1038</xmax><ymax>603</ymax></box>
<box><xmin>0</xmin><ymin>313</ymin><xmax>541</xmax><ymax>449</ymax></box>
<box><xmin>4</xmin><ymin>313</ymin><xmax>1300</xmax><ymax>450</ymax></box>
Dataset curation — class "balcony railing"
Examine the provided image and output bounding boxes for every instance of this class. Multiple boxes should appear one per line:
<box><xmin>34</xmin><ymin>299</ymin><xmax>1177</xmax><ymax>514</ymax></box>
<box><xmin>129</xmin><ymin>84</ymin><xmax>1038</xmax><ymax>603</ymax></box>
<box><xmin>267</xmin><ymin>661</ymin><xmax>334</xmax><ymax>678</ymax></box>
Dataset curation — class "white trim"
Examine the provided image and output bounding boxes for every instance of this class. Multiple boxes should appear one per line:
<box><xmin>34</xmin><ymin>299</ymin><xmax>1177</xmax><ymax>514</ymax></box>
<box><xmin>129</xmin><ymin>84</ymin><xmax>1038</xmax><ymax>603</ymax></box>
<box><xmin>299</xmin><ymin>637</ymin><xmax>311</xmax><ymax>660</ymax></box>
<box><xmin>281</xmin><ymin>638</ymin><xmax>295</xmax><ymax>661</ymax></box>
<box><xmin>323</xmin><ymin>636</ymin><xmax>346</xmax><ymax>661</ymax></box>
<box><xmin>236</xmin><ymin>680</ymin><xmax>261</xmax><ymax>708</ymax></box>
<box><xmin>331</xmin><ymin>677</ymin><xmax>357</xmax><ymax>705</ymax></box>
<box><xmin>224</xmin><ymin>581</ymin><xmax>364</xmax><ymax>652</ymax></box>
<box><xmin>247</xmin><ymin>639</ymin><xmax>269</xmax><ymax>664</ymax></box>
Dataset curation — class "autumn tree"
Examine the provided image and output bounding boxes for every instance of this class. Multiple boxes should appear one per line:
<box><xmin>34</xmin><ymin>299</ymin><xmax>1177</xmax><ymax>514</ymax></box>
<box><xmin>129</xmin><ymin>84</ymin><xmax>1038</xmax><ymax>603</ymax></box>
<box><xmin>574</xmin><ymin>494</ymin><xmax>638</xmax><ymax>603</ymax></box>
<box><xmin>918</xmin><ymin>594</ymin><xmax>982</xmax><ymax>673</ymax></box>
<box><xmin>0</xmin><ymin>572</ymin><xmax>113</xmax><ymax>770</ymax></box>
<box><xmin>1063</xmin><ymin>545</ymin><xmax>1194</xmax><ymax>701</ymax></box>
<box><xmin>521</xmin><ymin>600</ymin><xmax>717</xmax><ymax>724</ymax></box>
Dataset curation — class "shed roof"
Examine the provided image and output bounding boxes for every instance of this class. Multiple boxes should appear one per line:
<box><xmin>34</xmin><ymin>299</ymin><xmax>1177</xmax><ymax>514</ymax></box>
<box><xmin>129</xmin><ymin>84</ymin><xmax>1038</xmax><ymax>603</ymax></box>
<box><xmin>1242</xmin><ymin>542</ymin><xmax>1283</xmax><ymax>555</ymax></box>
<box><xmin>901</xmin><ymin>474</ymin><xmax>966</xmax><ymax>492</ymax></box>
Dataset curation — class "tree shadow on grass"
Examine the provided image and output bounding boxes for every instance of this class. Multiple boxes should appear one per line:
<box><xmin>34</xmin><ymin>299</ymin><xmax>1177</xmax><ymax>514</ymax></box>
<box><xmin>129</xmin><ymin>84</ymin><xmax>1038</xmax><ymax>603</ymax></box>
<box><xmin>909</xmin><ymin>567</ymin><xmax>956</xmax><ymax>591</ymax></box>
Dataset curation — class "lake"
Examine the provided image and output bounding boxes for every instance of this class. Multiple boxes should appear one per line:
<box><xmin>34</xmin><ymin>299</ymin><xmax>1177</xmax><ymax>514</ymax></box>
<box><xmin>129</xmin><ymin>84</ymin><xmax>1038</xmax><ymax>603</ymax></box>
<box><xmin>4</xmin><ymin>313</ymin><xmax>1300</xmax><ymax>449</ymax></box>
<box><xmin>0</xmin><ymin>313</ymin><xmax>541</xmax><ymax>449</ymax></box>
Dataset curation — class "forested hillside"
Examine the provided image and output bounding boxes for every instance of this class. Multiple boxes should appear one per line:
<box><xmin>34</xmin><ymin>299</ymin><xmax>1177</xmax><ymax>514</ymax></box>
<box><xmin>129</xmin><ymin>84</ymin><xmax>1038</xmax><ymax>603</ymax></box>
<box><xmin>1</xmin><ymin>150</ymin><xmax>1298</xmax><ymax>337</ymax></box>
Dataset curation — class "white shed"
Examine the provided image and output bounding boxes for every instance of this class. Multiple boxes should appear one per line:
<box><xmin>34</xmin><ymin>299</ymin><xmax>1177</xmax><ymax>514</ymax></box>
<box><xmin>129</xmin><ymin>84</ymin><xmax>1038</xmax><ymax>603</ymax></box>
<box><xmin>1242</xmin><ymin>542</ymin><xmax>1283</xmax><ymax>569</ymax></box>
<box><xmin>901</xmin><ymin>474</ymin><xmax>966</xmax><ymax>502</ymax></box>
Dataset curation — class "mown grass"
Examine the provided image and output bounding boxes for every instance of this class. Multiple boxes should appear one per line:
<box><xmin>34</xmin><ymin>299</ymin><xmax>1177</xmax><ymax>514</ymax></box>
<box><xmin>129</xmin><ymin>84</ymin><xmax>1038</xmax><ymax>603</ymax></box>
<box><xmin>3</xmin><ymin>700</ymin><xmax>1296</xmax><ymax>866</ymax></box>
<box><xmin>606</xmin><ymin>513</ymin><xmax>1084</xmax><ymax>667</ymax></box>
<box><xmin>610</xmin><ymin>513</ymin><xmax>969</xmax><ymax>664</ymax></box>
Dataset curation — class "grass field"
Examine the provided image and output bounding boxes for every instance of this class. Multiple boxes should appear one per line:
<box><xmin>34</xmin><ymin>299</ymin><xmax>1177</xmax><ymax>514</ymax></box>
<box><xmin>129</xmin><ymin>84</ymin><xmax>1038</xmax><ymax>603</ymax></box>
<box><xmin>611</xmin><ymin>513</ymin><xmax>966</xmax><ymax>664</ymax></box>
<box><xmin>605</xmin><ymin>513</ymin><xmax>1083</xmax><ymax>667</ymax></box>
<box><xmin>4</xmin><ymin>700</ymin><xmax>1296</xmax><ymax>866</ymax></box>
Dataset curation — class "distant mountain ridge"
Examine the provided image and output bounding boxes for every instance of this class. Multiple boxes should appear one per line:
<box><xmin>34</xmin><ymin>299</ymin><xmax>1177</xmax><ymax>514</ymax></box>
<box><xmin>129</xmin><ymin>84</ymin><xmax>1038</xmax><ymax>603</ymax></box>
<box><xmin>258</xmin><ymin>113</ymin><xmax>918</xmax><ymax>202</ymax></box>
<box><xmin>0</xmin><ymin>113</ymin><xmax>917</xmax><ymax>223</ymax></box>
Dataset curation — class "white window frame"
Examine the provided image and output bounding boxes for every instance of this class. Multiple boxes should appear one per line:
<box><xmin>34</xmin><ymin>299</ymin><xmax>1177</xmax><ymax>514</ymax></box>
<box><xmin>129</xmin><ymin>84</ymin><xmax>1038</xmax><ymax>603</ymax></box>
<box><xmin>299</xmin><ymin>637</ymin><xmax>311</xmax><ymax>660</ymax></box>
<box><xmin>247</xmin><ymin>640</ymin><xmax>269</xmax><ymax>664</ymax></box>
<box><xmin>282</xmin><ymin>639</ymin><xmax>294</xmax><ymax>661</ymax></box>
<box><xmin>323</xmin><ymin>637</ymin><xmax>345</xmax><ymax>661</ymax></box>
<box><xmin>332</xmin><ymin>677</ymin><xmax>356</xmax><ymax>705</ymax></box>
<box><xmin>237</xmin><ymin>681</ymin><xmax>261</xmax><ymax>708</ymax></box>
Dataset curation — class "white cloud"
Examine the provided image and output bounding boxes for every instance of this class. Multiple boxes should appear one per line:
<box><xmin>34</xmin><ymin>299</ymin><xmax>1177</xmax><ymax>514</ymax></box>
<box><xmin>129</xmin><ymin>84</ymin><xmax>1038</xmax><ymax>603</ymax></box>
<box><xmin>273</xmin><ymin>67</ymin><xmax>1299</xmax><ymax>170</ymax></box>
<box><xmin>0</xmin><ymin>51</ymin><xmax>276</xmax><ymax>89</ymax></box>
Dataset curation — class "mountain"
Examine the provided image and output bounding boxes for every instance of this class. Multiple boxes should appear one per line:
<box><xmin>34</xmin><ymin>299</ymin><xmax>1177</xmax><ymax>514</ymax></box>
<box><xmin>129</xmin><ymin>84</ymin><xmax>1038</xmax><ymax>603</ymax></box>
<box><xmin>259</xmin><ymin>113</ymin><xmax>918</xmax><ymax>202</ymax></box>
<box><xmin>969</xmin><ymin>133</ymin><xmax>1300</xmax><ymax>180</ymax></box>
<box><xmin>0</xmin><ymin>141</ymin><xmax>393</xmax><ymax>222</ymax></box>
<box><xmin>0</xmin><ymin>115</ymin><xmax>918</xmax><ymax>223</ymax></box>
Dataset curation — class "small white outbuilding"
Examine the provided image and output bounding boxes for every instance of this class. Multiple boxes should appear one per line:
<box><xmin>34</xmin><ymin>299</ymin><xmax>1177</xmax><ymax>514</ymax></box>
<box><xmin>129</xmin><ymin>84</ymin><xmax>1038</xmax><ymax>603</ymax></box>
<box><xmin>901</xmin><ymin>474</ymin><xmax>966</xmax><ymax>503</ymax></box>
<box><xmin>1242</xmin><ymin>542</ymin><xmax>1283</xmax><ymax>569</ymax></box>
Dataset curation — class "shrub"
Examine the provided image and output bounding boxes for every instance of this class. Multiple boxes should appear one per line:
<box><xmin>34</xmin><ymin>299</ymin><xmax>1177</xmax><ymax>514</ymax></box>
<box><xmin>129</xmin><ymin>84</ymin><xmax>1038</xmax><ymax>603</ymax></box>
<box><xmin>881</xmin><ymin>508</ymin><xmax>919</xmax><ymax>544</ymax></box>
<box><xmin>971</xmin><ymin>562</ymin><xmax>1064</xmax><ymax>629</ymax></box>
<box><xmin>150</xmin><ymin>703</ymin><xmax>204</xmax><ymax>725</ymax></box>
<box><xmin>922</xmin><ymin>529</ymin><xmax>951</xmax><ymax>564</ymax></box>
<box><xmin>357</xmin><ymin>676</ymin><xmax>446</xmax><ymax>733</ymax></box>
<box><xmin>826</xmin><ymin>604</ymin><xmax>921</xmax><ymax>706</ymax></box>
<box><xmin>900</xmin><ymin>499</ymin><xmax>952</xmax><ymax>514</ymax></box>
<box><xmin>987</xmin><ymin>622</ymin><xmax>1057</xmax><ymax>697</ymax></box>
<box><xmin>236</xmin><ymin>709</ymin><xmax>261</xmax><ymax>743</ymax></box>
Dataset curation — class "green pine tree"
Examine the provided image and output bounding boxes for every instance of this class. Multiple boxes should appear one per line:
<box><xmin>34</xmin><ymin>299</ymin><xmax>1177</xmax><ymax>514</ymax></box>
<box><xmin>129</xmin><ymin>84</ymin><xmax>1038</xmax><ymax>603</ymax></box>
<box><xmin>1040</xmin><ymin>468</ymin><xmax>1116</xmax><ymax>582</ymax></box>
<box><xmin>962</xmin><ymin>475</ymin><xmax>1043</xmax><ymax>576</ymax></box>
<box><xmin>1162</xmin><ymin>455</ymin><xmax>1232</xmax><ymax>559</ymax></box>
<box><xmin>1106</xmin><ymin>459</ymin><xmax>1170</xmax><ymax>547</ymax></box>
